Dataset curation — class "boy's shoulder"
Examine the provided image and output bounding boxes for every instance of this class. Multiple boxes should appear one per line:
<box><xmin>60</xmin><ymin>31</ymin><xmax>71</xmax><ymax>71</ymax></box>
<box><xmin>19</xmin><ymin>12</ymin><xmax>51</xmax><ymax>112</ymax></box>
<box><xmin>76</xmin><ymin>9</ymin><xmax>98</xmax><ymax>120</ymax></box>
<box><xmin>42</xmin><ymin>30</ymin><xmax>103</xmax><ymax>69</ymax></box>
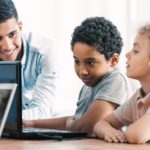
<box><xmin>94</xmin><ymin>70</ymin><xmax>131</xmax><ymax>92</ymax></box>
<box><xmin>102</xmin><ymin>70</ymin><xmax>126</xmax><ymax>81</ymax></box>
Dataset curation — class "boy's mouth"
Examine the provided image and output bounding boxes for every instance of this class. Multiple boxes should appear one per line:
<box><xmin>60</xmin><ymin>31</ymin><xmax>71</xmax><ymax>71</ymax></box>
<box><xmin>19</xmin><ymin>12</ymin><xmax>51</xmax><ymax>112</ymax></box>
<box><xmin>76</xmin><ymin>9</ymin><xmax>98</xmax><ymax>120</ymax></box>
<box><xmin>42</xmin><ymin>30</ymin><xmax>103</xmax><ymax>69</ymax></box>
<box><xmin>80</xmin><ymin>77</ymin><xmax>93</xmax><ymax>85</ymax></box>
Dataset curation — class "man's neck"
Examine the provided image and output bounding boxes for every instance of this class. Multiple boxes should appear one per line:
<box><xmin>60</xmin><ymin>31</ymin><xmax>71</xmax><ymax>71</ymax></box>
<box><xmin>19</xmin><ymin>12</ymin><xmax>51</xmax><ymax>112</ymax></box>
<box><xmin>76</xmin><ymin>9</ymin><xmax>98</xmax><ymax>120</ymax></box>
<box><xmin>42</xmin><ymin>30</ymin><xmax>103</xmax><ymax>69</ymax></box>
<box><xmin>16</xmin><ymin>44</ymin><xmax>23</xmax><ymax>61</ymax></box>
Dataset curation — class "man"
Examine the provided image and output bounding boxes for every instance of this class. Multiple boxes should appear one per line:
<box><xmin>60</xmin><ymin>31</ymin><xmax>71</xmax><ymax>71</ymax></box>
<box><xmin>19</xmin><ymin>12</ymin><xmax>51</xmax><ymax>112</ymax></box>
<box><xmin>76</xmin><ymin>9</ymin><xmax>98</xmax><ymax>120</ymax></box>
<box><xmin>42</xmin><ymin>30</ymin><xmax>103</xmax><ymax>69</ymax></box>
<box><xmin>0</xmin><ymin>0</ymin><xmax>57</xmax><ymax>120</ymax></box>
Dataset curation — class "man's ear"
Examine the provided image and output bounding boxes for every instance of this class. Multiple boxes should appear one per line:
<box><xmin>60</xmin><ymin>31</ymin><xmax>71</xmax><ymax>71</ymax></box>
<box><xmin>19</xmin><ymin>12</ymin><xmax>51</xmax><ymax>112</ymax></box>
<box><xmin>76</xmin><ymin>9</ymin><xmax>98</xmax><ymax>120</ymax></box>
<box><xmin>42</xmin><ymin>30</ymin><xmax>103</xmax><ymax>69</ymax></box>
<box><xmin>110</xmin><ymin>53</ymin><xmax>119</xmax><ymax>67</ymax></box>
<box><xmin>18</xmin><ymin>21</ymin><xmax>23</xmax><ymax>31</ymax></box>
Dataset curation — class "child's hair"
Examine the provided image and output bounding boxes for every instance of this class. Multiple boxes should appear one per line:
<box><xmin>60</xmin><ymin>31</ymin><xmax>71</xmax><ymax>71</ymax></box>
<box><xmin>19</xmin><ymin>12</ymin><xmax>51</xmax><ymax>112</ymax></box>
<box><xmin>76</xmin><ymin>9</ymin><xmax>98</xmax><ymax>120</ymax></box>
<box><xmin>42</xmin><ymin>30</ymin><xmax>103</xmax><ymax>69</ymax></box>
<box><xmin>71</xmin><ymin>17</ymin><xmax>123</xmax><ymax>60</ymax></box>
<box><xmin>138</xmin><ymin>24</ymin><xmax>150</xmax><ymax>39</ymax></box>
<box><xmin>0</xmin><ymin>0</ymin><xmax>18</xmax><ymax>23</ymax></box>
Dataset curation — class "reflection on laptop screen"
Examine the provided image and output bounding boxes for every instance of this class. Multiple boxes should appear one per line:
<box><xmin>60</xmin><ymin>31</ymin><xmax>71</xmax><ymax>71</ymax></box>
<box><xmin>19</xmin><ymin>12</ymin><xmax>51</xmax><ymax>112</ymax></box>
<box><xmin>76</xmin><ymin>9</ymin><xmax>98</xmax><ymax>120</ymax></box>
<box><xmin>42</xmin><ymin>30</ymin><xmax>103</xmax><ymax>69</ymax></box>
<box><xmin>0</xmin><ymin>83</ymin><xmax>17</xmax><ymax>138</ymax></box>
<box><xmin>0</xmin><ymin>89</ymin><xmax>11</xmax><ymax>122</ymax></box>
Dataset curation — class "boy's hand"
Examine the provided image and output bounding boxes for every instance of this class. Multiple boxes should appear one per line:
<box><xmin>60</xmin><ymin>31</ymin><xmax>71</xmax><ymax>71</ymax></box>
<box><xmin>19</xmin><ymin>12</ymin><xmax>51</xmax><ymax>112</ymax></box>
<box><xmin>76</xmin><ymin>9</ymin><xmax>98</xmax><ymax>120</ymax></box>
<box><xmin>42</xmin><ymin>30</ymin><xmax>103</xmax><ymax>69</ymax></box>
<box><xmin>66</xmin><ymin>116</ymin><xmax>75</xmax><ymax>130</ymax></box>
<box><xmin>104</xmin><ymin>129</ymin><xmax>127</xmax><ymax>143</ymax></box>
<box><xmin>22</xmin><ymin>120</ymin><xmax>34</xmax><ymax>128</ymax></box>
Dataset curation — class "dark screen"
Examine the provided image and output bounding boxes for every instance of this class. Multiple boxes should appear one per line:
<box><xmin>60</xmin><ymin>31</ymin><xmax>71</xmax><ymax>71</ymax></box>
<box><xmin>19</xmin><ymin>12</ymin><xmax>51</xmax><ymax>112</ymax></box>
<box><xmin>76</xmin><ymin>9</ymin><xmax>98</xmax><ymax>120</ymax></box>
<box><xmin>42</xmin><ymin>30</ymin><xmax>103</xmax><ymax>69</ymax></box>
<box><xmin>0</xmin><ymin>89</ymin><xmax>11</xmax><ymax>123</ymax></box>
<box><xmin>0</xmin><ymin>61</ymin><xmax>22</xmax><ymax>133</ymax></box>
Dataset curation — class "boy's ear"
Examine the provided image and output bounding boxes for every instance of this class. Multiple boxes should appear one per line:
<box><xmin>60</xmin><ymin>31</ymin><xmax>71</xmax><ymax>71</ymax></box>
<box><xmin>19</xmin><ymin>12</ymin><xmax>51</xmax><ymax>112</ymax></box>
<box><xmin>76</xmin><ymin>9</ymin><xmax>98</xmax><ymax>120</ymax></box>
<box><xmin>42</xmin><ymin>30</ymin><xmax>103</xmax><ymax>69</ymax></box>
<box><xmin>110</xmin><ymin>53</ymin><xmax>119</xmax><ymax>67</ymax></box>
<box><xmin>148</xmin><ymin>56</ymin><xmax>150</xmax><ymax>66</ymax></box>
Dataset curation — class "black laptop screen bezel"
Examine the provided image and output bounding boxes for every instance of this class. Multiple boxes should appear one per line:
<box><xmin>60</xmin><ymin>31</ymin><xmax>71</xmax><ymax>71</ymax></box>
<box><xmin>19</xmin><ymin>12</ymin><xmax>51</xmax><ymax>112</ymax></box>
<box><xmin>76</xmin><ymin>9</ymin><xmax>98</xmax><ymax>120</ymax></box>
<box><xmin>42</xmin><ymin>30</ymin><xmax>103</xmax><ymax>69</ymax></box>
<box><xmin>0</xmin><ymin>61</ymin><xmax>22</xmax><ymax>134</ymax></box>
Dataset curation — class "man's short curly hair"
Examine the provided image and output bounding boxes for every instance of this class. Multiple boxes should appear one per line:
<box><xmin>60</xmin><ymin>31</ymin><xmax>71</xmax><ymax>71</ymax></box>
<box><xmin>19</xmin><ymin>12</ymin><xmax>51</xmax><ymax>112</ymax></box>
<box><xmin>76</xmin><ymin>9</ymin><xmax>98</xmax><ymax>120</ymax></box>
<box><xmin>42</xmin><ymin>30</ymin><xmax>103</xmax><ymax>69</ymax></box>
<box><xmin>71</xmin><ymin>17</ymin><xmax>123</xmax><ymax>60</ymax></box>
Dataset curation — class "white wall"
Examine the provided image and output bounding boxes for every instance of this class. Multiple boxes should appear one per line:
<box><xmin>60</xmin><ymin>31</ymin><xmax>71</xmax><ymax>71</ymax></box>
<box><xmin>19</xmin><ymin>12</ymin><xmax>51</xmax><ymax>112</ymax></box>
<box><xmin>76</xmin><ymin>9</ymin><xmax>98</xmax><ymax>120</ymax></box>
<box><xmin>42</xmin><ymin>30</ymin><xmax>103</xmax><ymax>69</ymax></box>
<box><xmin>13</xmin><ymin>0</ymin><xmax>150</xmax><ymax>115</ymax></box>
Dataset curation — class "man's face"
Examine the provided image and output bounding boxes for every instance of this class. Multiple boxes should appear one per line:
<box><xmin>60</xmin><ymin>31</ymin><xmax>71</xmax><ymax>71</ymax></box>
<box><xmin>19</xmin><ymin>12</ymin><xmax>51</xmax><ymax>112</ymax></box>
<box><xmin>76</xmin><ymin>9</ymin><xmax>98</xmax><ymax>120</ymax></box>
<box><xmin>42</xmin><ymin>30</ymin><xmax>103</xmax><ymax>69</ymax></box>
<box><xmin>0</xmin><ymin>17</ymin><xmax>22</xmax><ymax>61</ymax></box>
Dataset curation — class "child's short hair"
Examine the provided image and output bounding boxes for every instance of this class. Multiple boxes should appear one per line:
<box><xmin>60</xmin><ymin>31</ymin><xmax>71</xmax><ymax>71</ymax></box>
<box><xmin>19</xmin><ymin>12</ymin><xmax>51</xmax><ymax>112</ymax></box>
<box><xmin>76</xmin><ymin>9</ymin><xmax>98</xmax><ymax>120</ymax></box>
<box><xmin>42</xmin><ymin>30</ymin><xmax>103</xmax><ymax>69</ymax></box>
<box><xmin>139</xmin><ymin>24</ymin><xmax>150</xmax><ymax>39</ymax></box>
<box><xmin>71</xmin><ymin>17</ymin><xmax>123</xmax><ymax>60</ymax></box>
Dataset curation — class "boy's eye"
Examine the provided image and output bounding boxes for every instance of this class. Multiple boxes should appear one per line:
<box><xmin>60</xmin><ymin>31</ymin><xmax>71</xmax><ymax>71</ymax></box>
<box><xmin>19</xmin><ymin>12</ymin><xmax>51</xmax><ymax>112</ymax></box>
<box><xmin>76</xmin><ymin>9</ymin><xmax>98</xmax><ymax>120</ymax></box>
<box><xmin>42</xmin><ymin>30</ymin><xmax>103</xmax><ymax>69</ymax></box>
<box><xmin>132</xmin><ymin>50</ymin><xmax>139</xmax><ymax>54</ymax></box>
<box><xmin>87</xmin><ymin>61</ymin><xmax>96</xmax><ymax>66</ymax></box>
<box><xmin>74</xmin><ymin>59</ymin><xmax>80</xmax><ymax>64</ymax></box>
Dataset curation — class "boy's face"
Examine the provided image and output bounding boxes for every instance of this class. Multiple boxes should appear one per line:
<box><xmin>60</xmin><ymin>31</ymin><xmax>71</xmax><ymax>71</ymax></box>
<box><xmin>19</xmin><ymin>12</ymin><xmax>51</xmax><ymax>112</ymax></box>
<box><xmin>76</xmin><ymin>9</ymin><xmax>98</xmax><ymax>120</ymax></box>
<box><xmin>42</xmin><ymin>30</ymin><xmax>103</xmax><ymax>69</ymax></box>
<box><xmin>73</xmin><ymin>42</ymin><xmax>114</xmax><ymax>87</ymax></box>
<box><xmin>0</xmin><ymin>17</ymin><xmax>22</xmax><ymax>61</ymax></box>
<box><xmin>126</xmin><ymin>34</ymin><xmax>150</xmax><ymax>81</ymax></box>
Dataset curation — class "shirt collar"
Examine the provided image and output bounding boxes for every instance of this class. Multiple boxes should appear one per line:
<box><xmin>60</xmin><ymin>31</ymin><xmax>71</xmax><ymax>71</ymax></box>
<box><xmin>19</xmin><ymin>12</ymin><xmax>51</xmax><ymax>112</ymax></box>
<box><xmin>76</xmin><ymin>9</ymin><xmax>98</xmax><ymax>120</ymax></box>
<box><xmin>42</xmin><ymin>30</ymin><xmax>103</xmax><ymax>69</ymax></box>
<box><xmin>137</xmin><ymin>88</ymin><xmax>150</xmax><ymax>106</ymax></box>
<box><xmin>21</xmin><ymin>34</ymin><xmax>28</xmax><ymax>68</ymax></box>
<box><xmin>136</xmin><ymin>88</ymin><xmax>144</xmax><ymax>100</ymax></box>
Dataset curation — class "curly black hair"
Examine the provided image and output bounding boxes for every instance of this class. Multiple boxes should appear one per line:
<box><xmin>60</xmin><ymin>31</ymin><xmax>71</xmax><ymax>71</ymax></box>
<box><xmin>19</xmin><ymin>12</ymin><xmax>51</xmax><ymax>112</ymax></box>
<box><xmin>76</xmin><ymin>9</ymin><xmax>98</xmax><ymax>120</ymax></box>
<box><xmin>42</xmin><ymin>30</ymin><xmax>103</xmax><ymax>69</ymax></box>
<box><xmin>71</xmin><ymin>17</ymin><xmax>123</xmax><ymax>60</ymax></box>
<box><xmin>0</xmin><ymin>0</ymin><xmax>18</xmax><ymax>23</ymax></box>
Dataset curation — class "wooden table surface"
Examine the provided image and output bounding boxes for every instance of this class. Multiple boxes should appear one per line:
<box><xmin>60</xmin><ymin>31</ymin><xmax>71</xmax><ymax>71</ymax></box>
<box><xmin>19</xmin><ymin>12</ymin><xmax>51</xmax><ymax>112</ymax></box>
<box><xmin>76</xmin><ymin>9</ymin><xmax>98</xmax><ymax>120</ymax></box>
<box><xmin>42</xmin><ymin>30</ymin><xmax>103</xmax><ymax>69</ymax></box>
<box><xmin>0</xmin><ymin>138</ymin><xmax>150</xmax><ymax>150</ymax></box>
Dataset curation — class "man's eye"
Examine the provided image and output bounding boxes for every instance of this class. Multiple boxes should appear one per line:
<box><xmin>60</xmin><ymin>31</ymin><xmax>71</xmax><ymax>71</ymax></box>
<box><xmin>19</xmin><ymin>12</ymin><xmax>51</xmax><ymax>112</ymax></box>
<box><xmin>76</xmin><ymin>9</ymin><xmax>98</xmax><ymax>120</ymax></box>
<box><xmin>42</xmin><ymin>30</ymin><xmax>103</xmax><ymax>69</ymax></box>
<box><xmin>9</xmin><ymin>32</ymin><xmax>16</xmax><ymax>38</ymax></box>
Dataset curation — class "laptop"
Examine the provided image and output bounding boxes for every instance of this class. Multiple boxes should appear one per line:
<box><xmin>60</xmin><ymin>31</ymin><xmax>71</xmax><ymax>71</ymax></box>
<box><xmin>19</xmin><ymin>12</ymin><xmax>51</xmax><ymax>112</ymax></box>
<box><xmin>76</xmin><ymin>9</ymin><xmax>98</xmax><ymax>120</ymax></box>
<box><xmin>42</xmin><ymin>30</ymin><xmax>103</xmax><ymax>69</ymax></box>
<box><xmin>0</xmin><ymin>83</ymin><xmax>17</xmax><ymax>138</ymax></box>
<box><xmin>0</xmin><ymin>61</ymin><xmax>87</xmax><ymax>140</ymax></box>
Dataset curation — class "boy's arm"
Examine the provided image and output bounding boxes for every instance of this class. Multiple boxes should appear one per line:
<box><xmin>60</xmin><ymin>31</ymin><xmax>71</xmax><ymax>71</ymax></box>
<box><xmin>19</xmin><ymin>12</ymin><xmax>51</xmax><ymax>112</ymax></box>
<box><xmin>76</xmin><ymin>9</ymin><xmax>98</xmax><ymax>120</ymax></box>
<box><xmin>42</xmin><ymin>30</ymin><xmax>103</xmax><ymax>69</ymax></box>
<box><xmin>94</xmin><ymin>113</ymin><xmax>126</xmax><ymax>143</ymax></box>
<box><xmin>66</xmin><ymin>100</ymin><xmax>117</xmax><ymax>133</ymax></box>
<box><xmin>23</xmin><ymin>116</ymin><xmax>71</xmax><ymax>130</ymax></box>
<box><xmin>125</xmin><ymin>113</ymin><xmax>150</xmax><ymax>144</ymax></box>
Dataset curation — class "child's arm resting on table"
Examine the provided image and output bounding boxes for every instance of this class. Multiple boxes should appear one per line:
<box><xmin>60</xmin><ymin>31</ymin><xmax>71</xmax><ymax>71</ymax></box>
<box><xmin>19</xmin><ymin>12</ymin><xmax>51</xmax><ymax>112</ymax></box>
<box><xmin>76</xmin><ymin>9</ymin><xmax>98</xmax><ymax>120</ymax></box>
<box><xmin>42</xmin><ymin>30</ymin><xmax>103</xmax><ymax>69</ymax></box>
<box><xmin>94</xmin><ymin>113</ymin><xmax>127</xmax><ymax>143</ymax></box>
<box><xmin>23</xmin><ymin>116</ymin><xmax>71</xmax><ymax>130</ymax></box>
<box><xmin>125</xmin><ymin>113</ymin><xmax>150</xmax><ymax>144</ymax></box>
<box><xmin>66</xmin><ymin>100</ymin><xmax>117</xmax><ymax>133</ymax></box>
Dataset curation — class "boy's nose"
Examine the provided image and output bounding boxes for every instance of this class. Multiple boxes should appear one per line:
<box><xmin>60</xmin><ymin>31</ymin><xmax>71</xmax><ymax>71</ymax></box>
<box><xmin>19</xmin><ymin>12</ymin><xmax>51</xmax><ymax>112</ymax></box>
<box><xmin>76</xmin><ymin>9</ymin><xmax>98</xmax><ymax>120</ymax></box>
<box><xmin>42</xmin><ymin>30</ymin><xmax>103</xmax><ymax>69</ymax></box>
<box><xmin>78</xmin><ymin>65</ymin><xmax>88</xmax><ymax>75</ymax></box>
<box><xmin>125</xmin><ymin>51</ymin><xmax>130</xmax><ymax>59</ymax></box>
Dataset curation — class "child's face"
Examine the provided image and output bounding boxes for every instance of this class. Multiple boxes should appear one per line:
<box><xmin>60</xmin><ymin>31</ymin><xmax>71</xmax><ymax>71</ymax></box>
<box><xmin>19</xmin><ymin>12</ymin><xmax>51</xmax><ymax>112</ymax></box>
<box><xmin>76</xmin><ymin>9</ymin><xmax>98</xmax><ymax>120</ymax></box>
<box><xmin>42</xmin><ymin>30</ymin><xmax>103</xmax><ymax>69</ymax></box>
<box><xmin>126</xmin><ymin>34</ymin><xmax>150</xmax><ymax>81</ymax></box>
<box><xmin>73</xmin><ymin>42</ymin><xmax>113</xmax><ymax>87</ymax></box>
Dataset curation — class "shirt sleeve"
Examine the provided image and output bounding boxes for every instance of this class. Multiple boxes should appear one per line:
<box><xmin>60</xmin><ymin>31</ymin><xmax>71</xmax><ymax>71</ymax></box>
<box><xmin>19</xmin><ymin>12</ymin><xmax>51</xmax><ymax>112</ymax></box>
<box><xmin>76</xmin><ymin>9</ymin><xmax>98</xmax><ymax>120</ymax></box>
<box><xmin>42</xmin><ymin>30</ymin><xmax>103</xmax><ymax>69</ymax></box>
<box><xmin>22</xmin><ymin>40</ymin><xmax>58</xmax><ymax>120</ymax></box>
<box><xmin>113</xmin><ymin>93</ymin><xmax>136</xmax><ymax>125</ymax></box>
<box><xmin>93</xmin><ymin>71</ymin><xmax>132</xmax><ymax>105</ymax></box>
<box><xmin>145</xmin><ymin>107</ymin><xmax>150</xmax><ymax>114</ymax></box>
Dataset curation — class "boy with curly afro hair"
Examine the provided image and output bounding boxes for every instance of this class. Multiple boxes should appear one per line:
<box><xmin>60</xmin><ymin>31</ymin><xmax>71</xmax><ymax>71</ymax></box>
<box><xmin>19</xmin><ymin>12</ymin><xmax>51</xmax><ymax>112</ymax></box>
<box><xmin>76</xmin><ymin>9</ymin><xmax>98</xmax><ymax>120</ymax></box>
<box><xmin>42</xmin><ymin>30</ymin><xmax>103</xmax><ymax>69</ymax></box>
<box><xmin>23</xmin><ymin>17</ymin><xmax>131</xmax><ymax>135</ymax></box>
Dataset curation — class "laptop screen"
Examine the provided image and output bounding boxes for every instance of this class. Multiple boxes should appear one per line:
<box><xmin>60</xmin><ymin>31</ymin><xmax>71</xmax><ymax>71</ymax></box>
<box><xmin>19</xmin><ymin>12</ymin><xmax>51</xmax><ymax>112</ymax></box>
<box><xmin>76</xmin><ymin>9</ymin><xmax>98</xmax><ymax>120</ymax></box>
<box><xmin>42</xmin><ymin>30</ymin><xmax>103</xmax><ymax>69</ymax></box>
<box><xmin>0</xmin><ymin>62</ymin><xmax>87</xmax><ymax>139</ymax></box>
<box><xmin>0</xmin><ymin>83</ymin><xmax>17</xmax><ymax>137</ymax></box>
<box><xmin>0</xmin><ymin>61</ymin><xmax>22</xmax><ymax>133</ymax></box>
